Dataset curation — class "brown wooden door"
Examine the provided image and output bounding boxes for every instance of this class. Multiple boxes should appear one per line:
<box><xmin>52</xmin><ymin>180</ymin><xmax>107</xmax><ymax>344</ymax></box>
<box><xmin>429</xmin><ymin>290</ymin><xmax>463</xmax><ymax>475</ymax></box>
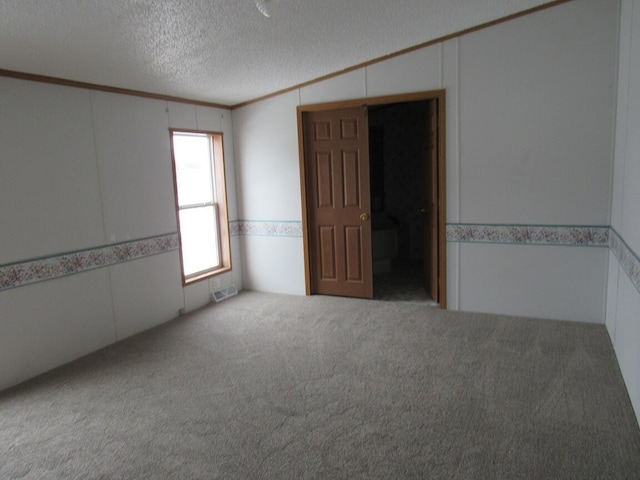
<box><xmin>425</xmin><ymin>100</ymin><xmax>439</xmax><ymax>301</ymax></box>
<box><xmin>303</xmin><ymin>107</ymin><xmax>373</xmax><ymax>298</ymax></box>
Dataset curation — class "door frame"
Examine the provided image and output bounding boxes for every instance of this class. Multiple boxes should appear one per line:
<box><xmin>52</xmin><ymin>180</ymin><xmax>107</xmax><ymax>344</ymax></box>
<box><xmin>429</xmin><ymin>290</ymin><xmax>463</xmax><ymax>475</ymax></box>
<box><xmin>297</xmin><ymin>90</ymin><xmax>447</xmax><ymax>308</ymax></box>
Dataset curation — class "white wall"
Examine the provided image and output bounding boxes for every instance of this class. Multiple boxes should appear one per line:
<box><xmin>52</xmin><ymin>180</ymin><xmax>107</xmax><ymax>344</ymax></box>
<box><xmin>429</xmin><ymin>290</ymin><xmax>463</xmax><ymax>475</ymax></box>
<box><xmin>607</xmin><ymin>0</ymin><xmax>640</xmax><ymax>424</ymax></box>
<box><xmin>232</xmin><ymin>91</ymin><xmax>306</xmax><ymax>295</ymax></box>
<box><xmin>0</xmin><ymin>78</ymin><xmax>242</xmax><ymax>390</ymax></box>
<box><xmin>232</xmin><ymin>0</ymin><xmax>618</xmax><ymax>322</ymax></box>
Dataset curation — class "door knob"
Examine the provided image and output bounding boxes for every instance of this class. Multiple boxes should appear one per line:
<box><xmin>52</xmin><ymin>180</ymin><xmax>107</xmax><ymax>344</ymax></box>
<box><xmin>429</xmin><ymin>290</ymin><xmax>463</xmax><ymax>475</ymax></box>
<box><xmin>360</xmin><ymin>213</ymin><xmax>370</xmax><ymax>221</ymax></box>
<box><xmin>417</xmin><ymin>208</ymin><xmax>426</xmax><ymax>214</ymax></box>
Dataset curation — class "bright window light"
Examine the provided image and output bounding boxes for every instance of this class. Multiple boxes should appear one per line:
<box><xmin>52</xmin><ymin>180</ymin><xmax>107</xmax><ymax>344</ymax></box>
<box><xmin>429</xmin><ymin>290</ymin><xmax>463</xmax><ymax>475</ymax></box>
<box><xmin>171</xmin><ymin>130</ymin><xmax>231</xmax><ymax>283</ymax></box>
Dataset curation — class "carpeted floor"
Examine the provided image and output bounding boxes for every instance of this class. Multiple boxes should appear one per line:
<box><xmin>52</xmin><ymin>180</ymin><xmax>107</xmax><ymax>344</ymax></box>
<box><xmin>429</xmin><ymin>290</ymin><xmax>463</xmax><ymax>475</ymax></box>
<box><xmin>1</xmin><ymin>291</ymin><xmax>639</xmax><ymax>479</ymax></box>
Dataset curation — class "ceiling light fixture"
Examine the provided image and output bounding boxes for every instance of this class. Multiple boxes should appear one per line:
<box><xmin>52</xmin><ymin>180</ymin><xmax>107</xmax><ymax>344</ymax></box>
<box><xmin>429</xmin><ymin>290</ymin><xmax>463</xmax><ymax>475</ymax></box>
<box><xmin>254</xmin><ymin>0</ymin><xmax>279</xmax><ymax>18</ymax></box>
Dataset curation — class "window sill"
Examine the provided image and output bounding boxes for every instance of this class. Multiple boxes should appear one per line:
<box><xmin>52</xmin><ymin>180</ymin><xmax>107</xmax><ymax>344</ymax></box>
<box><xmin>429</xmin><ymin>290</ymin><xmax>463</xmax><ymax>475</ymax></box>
<box><xmin>183</xmin><ymin>265</ymin><xmax>232</xmax><ymax>287</ymax></box>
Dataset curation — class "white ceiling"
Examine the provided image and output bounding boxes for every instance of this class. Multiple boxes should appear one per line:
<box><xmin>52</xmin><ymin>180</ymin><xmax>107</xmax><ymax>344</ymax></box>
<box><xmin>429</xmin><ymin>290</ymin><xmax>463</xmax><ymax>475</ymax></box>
<box><xmin>0</xmin><ymin>0</ymin><xmax>559</xmax><ymax>106</ymax></box>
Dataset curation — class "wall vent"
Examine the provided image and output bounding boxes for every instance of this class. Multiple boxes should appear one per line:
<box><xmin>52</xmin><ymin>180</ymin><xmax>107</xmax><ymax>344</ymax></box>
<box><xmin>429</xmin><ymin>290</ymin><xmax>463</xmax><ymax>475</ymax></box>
<box><xmin>212</xmin><ymin>285</ymin><xmax>238</xmax><ymax>303</ymax></box>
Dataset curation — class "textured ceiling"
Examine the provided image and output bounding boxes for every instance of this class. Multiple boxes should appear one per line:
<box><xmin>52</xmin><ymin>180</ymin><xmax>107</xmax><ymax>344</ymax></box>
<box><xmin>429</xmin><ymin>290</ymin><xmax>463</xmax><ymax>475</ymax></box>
<box><xmin>0</xmin><ymin>0</ymin><xmax>559</xmax><ymax>106</ymax></box>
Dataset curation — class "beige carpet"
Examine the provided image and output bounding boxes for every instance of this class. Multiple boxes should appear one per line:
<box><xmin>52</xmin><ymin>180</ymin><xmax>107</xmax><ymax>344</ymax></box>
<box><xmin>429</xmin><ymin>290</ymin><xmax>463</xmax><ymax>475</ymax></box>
<box><xmin>1</xmin><ymin>291</ymin><xmax>639</xmax><ymax>479</ymax></box>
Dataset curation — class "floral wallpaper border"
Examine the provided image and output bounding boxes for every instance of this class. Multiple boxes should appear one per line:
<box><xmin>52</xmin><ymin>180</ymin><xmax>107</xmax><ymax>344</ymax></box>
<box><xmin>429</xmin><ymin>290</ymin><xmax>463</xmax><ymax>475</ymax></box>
<box><xmin>445</xmin><ymin>224</ymin><xmax>610</xmax><ymax>246</ymax></box>
<box><xmin>0</xmin><ymin>233</ymin><xmax>178</xmax><ymax>292</ymax></box>
<box><xmin>233</xmin><ymin>221</ymin><xmax>612</xmax><ymax>245</ymax></box>
<box><xmin>3</xmin><ymin>224</ymin><xmax>638</xmax><ymax>294</ymax></box>
<box><xmin>609</xmin><ymin>228</ymin><xmax>640</xmax><ymax>294</ymax></box>
<box><xmin>231</xmin><ymin>220</ymin><xmax>303</xmax><ymax>237</ymax></box>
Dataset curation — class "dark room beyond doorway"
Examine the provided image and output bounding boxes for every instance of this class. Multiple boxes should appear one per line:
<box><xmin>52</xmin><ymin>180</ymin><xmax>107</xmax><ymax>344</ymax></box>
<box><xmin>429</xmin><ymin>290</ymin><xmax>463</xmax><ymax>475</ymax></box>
<box><xmin>368</xmin><ymin>100</ymin><xmax>435</xmax><ymax>304</ymax></box>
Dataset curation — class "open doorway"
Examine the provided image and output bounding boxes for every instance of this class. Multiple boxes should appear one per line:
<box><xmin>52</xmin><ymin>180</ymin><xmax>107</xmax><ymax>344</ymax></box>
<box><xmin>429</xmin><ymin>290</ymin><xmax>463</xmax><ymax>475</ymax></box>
<box><xmin>368</xmin><ymin>100</ymin><xmax>435</xmax><ymax>303</ymax></box>
<box><xmin>297</xmin><ymin>90</ymin><xmax>446</xmax><ymax>308</ymax></box>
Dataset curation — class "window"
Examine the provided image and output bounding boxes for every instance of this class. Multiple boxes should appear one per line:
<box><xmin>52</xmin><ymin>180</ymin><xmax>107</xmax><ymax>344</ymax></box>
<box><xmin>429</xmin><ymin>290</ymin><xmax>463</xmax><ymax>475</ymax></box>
<box><xmin>170</xmin><ymin>130</ymin><xmax>231</xmax><ymax>284</ymax></box>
